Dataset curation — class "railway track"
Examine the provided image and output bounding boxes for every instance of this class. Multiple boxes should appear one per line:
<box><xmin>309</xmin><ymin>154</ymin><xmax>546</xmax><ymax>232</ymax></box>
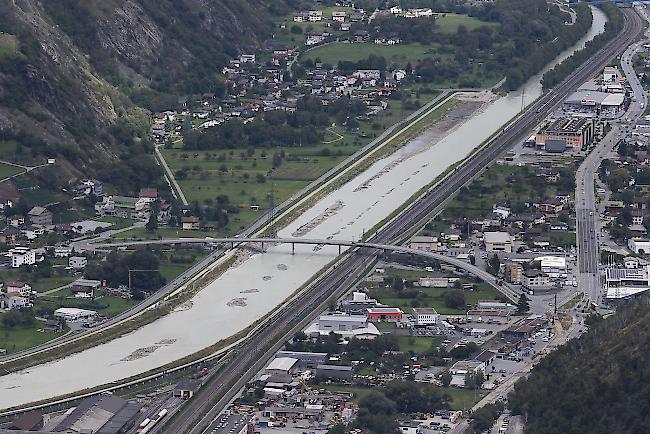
<box><xmin>161</xmin><ymin>8</ymin><xmax>643</xmax><ymax>434</ymax></box>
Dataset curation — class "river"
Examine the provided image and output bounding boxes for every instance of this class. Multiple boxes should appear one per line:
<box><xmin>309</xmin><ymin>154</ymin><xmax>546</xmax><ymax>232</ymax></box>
<box><xmin>0</xmin><ymin>7</ymin><xmax>606</xmax><ymax>410</ymax></box>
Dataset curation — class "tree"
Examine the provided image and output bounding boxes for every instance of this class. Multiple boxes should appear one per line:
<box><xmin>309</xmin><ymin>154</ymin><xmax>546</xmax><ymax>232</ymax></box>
<box><xmin>440</xmin><ymin>370</ymin><xmax>452</xmax><ymax>387</ymax></box>
<box><xmin>2</xmin><ymin>309</ymin><xmax>35</xmax><ymax>328</ymax></box>
<box><xmin>466</xmin><ymin>370</ymin><xmax>485</xmax><ymax>390</ymax></box>
<box><xmin>517</xmin><ymin>293</ymin><xmax>530</xmax><ymax>314</ymax></box>
<box><xmin>146</xmin><ymin>201</ymin><xmax>160</xmax><ymax>232</ymax></box>
<box><xmin>444</xmin><ymin>289</ymin><xmax>466</xmax><ymax>309</ymax></box>
<box><xmin>175</xmin><ymin>169</ymin><xmax>188</xmax><ymax>180</ymax></box>
<box><xmin>450</xmin><ymin>342</ymin><xmax>479</xmax><ymax>359</ymax></box>
<box><xmin>328</xmin><ymin>425</ymin><xmax>346</xmax><ymax>434</ymax></box>
<box><xmin>606</xmin><ymin>167</ymin><xmax>631</xmax><ymax>192</ymax></box>
<box><xmin>487</xmin><ymin>253</ymin><xmax>501</xmax><ymax>275</ymax></box>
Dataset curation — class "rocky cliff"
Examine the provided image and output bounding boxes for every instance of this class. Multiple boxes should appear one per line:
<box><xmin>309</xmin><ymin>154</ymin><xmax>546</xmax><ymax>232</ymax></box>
<box><xmin>0</xmin><ymin>0</ymin><xmax>277</xmax><ymax>184</ymax></box>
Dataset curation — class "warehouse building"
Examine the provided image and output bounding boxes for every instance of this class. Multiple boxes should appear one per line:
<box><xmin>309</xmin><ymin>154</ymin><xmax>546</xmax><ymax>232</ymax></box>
<box><xmin>409</xmin><ymin>235</ymin><xmax>439</xmax><ymax>252</ymax></box>
<box><xmin>316</xmin><ymin>364</ymin><xmax>353</xmax><ymax>380</ymax></box>
<box><xmin>276</xmin><ymin>351</ymin><xmax>327</xmax><ymax>369</ymax></box>
<box><xmin>503</xmin><ymin>316</ymin><xmax>548</xmax><ymax>341</ymax></box>
<box><xmin>564</xmin><ymin>90</ymin><xmax>625</xmax><ymax>116</ymax></box>
<box><xmin>339</xmin><ymin>291</ymin><xmax>380</xmax><ymax>313</ymax></box>
<box><xmin>304</xmin><ymin>313</ymin><xmax>381</xmax><ymax>339</ymax></box>
<box><xmin>54</xmin><ymin>307</ymin><xmax>98</xmax><ymax>324</ymax></box>
<box><xmin>604</xmin><ymin>265</ymin><xmax>650</xmax><ymax>300</ymax></box>
<box><xmin>535</xmin><ymin>117</ymin><xmax>595</xmax><ymax>150</ymax></box>
<box><xmin>47</xmin><ymin>395</ymin><xmax>142</xmax><ymax>434</ymax></box>
<box><xmin>265</xmin><ymin>357</ymin><xmax>299</xmax><ymax>376</ymax></box>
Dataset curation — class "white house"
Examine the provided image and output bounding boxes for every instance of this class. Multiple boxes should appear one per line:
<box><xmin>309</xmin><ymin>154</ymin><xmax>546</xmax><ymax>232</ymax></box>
<box><xmin>5</xmin><ymin>280</ymin><xmax>32</xmax><ymax>296</ymax></box>
<box><xmin>450</xmin><ymin>360</ymin><xmax>484</xmax><ymax>388</ymax></box>
<box><xmin>412</xmin><ymin>308</ymin><xmax>439</xmax><ymax>326</ymax></box>
<box><xmin>68</xmin><ymin>256</ymin><xmax>88</xmax><ymax>270</ymax></box>
<box><xmin>2</xmin><ymin>292</ymin><xmax>31</xmax><ymax>309</ymax></box>
<box><xmin>239</xmin><ymin>54</ymin><xmax>256</xmax><ymax>63</ymax></box>
<box><xmin>9</xmin><ymin>247</ymin><xmax>36</xmax><ymax>268</ymax></box>
<box><xmin>54</xmin><ymin>246</ymin><xmax>73</xmax><ymax>257</ymax></box>
<box><xmin>332</xmin><ymin>11</ymin><xmax>346</xmax><ymax>22</ymax></box>
<box><xmin>54</xmin><ymin>307</ymin><xmax>97</xmax><ymax>323</ymax></box>
<box><xmin>628</xmin><ymin>238</ymin><xmax>650</xmax><ymax>254</ymax></box>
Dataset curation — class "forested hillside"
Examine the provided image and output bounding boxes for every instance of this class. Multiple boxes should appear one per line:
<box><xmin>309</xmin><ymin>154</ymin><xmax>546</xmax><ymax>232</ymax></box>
<box><xmin>0</xmin><ymin>0</ymin><xmax>279</xmax><ymax>191</ymax></box>
<box><xmin>508</xmin><ymin>299</ymin><xmax>650</xmax><ymax>434</ymax></box>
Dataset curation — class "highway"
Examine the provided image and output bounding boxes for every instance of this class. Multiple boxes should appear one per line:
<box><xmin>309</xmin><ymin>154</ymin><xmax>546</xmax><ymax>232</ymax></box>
<box><xmin>576</xmin><ymin>3</ymin><xmax>649</xmax><ymax>304</ymax></box>
<box><xmin>161</xmin><ymin>8</ymin><xmax>644</xmax><ymax>434</ymax></box>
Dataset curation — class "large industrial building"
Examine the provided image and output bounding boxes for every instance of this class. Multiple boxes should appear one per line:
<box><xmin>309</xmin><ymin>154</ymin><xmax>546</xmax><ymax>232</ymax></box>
<box><xmin>564</xmin><ymin>90</ymin><xmax>625</xmax><ymax>116</ymax></box>
<box><xmin>535</xmin><ymin>117</ymin><xmax>595</xmax><ymax>151</ymax></box>
<box><xmin>605</xmin><ymin>265</ymin><xmax>650</xmax><ymax>300</ymax></box>
<box><xmin>304</xmin><ymin>313</ymin><xmax>381</xmax><ymax>339</ymax></box>
<box><xmin>24</xmin><ymin>395</ymin><xmax>144</xmax><ymax>433</ymax></box>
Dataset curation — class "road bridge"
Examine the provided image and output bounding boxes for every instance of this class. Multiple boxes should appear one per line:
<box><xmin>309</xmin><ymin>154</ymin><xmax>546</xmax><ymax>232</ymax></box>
<box><xmin>90</xmin><ymin>237</ymin><xmax>519</xmax><ymax>301</ymax></box>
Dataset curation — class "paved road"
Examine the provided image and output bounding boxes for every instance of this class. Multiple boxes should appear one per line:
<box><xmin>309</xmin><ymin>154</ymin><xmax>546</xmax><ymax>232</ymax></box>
<box><xmin>155</xmin><ymin>145</ymin><xmax>189</xmax><ymax>206</ymax></box>
<box><xmin>575</xmin><ymin>3</ymin><xmax>649</xmax><ymax>304</ymax></box>
<box><xmin>164</xmin><ymin>9</ymin><xmax>644</xmax><ymax>434</ymax></box>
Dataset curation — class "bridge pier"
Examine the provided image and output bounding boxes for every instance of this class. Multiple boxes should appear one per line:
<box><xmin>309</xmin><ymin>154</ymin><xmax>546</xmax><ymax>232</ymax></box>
<box><xmin>261</xmin><ymin>241</ymin><xmax>265</xmax><ymax>252</ymax></box>
<box><xmin>338</xmin><ymin>245</ymin><xmax>341</xmax><ymax>255</ymax></box>
<box><xmin>292</xmin><ymin>243</ymin><xmax>295</xmax><ymax>255</ymax></box>
<box><xmin>231</xmin><ymin>241</ymin><xmax>234</xmax><ymax>249</ymax></box>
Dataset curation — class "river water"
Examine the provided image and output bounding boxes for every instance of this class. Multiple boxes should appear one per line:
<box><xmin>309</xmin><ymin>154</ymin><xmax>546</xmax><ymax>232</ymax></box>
<box><xmin>0</xmin><ymin>8</ymin><xmax>606</xmax><ymax>410</ymax></box>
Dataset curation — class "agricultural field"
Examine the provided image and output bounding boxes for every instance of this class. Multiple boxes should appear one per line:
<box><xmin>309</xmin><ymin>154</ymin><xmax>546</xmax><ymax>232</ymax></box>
<box><xmin>161</xmin><ymin>92</ymin><xmax>441</xmax><ymax>236</ymax></box>
<box><xmin>0</xmin><ymin>33</ymin><xmax>18</xmax><ymax>59</ymax></box>
<box><xmin>395</xmin><ymin>335</ymin><xmax>444</xmax><ymax>353</ymax></box>
<box><xmin>440</xmin><ymin>387</ymin><xmax>487</xmax><ymax>410</ymax></box>
<box><xmin>303</xmin><ymin>42</ymin><xmax>441</xmax><ymax>66</ymax></box>
<box><xmin>434</xmin><ymin>13</ymin><xmax>498</xmax><ymax>34</ymax></box>
<box><xmin>0</xmin><ymin>162</ymin><xmax>24</xmax><ymax>179</ymax></box>
<box><xmin>369</xmin><ymin>282</ymin><xmax>503</xmax><ymax>315</ymax></box>
<box><xmin>0</xmin><ymin>315</ymin><xmax>66</xmax><ymax>354</ymax></box>
<box><xmin>0</xmin><ymin>269</ymin><xmax>77</xmax><ymax>294</ymax></box>
<box><xmin>37</xmin><ymin>289</ymin><xmax>139</xmax><ymax>319</ymax></box>
<box><xmin>367</xmin><ymin>267</ymin><xmax>504</xmax><ymax>315</ymax></box>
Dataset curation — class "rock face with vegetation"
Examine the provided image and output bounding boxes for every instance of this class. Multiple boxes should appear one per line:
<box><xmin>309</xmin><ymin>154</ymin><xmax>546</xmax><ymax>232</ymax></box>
<box><xmin>509</xmin><ymin>300</ymin><xmax>650</xmax><ymax>434</ymax></box>
<box><xmin>0</xmin><ymin>0</ymin><xmax>276</xmax><ymax>188</ymax></box>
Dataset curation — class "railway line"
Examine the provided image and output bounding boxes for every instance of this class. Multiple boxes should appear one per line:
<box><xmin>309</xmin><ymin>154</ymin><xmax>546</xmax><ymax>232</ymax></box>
<box><xmin>161</xmin><ymin>7</ymin><xmax>643</xmax><ymax>434</ymax></box>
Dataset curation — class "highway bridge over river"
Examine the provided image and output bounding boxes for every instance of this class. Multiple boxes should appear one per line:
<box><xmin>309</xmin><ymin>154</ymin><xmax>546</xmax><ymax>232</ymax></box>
<box><xmin>90</xmin><ymin>237</ymin><xmax>520</xmax><ymax>301</ymax></box>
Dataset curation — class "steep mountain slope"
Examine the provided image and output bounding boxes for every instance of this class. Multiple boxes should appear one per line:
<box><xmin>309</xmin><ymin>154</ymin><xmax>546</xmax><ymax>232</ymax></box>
<box><xmin>0</xmin><ymin>0</ymin><xmax>278</xmax><ymax>189</ymax></box>
<box><xmin>508</xmin><ymin>300</ymin><xmax>650</xmax><ymax>434</ymax></box>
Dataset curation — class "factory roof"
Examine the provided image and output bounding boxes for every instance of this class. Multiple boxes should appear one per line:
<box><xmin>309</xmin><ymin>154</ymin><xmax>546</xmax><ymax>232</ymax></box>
<box><xmin>483</xmin><ymin>231</ymin><xmax>512</xmax><ymax>244</ymax></box>
<box><xmin>266</xmin><ymin>357</ymin><xmax>298</xmax><ymax>372</ymax></box>
<box><xmin>565</xmin><ymin>90</ymin><xmax>625</xmax><ymax>106</ymax></box>
<box><xmin>541</xmin><ymin>117</ymin><xmax>591</xmax><ymax>134</ymax></box>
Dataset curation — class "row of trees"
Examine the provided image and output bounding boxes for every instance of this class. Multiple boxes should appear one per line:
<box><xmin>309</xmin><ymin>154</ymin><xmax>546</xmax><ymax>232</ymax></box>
<box><xmin>352</xmin><ymin>381</ymin><xmax>447</xmax><ymax>433</ymax></box>
<box><xmin>183</xmin><ymin>95</ymin><xmax>366</xmax><ymax>150</ymax></box>
<box><xmin>542</xmin><ymin>3</ymin><xmax>624</xmax><ymax>88</ymax></box>
<box><xmin>83</xmin><ymin>249</ymin><xmax>166</xmax><ymax>294</ymax></box>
